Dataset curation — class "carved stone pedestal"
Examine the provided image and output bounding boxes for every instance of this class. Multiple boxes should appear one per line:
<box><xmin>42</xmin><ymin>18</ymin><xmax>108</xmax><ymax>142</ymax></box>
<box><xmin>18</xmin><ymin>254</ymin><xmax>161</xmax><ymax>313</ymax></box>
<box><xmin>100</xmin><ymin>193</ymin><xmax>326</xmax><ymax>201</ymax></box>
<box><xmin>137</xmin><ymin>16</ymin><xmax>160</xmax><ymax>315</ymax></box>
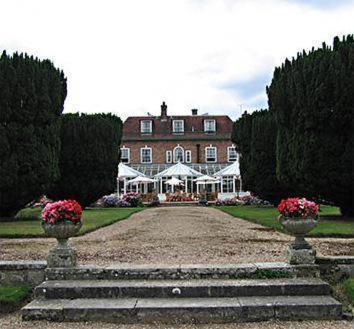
<box><xmin>287</xmin><ymin>245</ymin><xmax>316</xmax><ymax>265</ymax></box>
<box><xmin>47</xmin><ymin>241</ymin><xmax>77</xmax><ymax>268</ymax></box>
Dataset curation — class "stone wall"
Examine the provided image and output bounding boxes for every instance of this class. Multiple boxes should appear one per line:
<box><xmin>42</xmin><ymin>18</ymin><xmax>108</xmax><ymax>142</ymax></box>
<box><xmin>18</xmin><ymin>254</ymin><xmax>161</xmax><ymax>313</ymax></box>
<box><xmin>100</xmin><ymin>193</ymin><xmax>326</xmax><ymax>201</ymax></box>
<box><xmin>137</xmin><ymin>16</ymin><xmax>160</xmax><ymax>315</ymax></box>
<box><xmin>0</xmin><ymin>261</ymin><xmax>46</xmax><ymax>287</ymax></box>
<box><xmin>316</xmin><ymin>256</ymin><xmax>354</xmax><ymax>283</ymax></box>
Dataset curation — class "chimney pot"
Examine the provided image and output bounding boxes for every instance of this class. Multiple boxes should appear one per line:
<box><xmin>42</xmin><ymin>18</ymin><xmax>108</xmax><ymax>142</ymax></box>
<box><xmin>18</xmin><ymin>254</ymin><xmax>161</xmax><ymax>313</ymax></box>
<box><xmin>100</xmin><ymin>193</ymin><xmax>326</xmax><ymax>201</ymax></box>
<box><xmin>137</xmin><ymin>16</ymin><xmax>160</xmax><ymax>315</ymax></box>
<box><xmin>191</xmin><ymin>108</ymin><xmax>198</xmax><ymax>115</ymax></box>
<box><xmin>161</xmin><ymin>102</ymin><xmax>167</xmax><ymax>118</ymax></box>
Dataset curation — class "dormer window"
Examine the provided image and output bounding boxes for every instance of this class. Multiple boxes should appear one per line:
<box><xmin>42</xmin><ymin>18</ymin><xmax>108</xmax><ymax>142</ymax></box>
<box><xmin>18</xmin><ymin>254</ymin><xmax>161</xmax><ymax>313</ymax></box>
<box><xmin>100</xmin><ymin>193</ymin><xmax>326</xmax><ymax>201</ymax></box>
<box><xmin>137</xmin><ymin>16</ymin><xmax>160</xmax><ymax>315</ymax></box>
<box><xmin>141</xmin><ymin>120</ymin><xmax>152</xmax><ymax>134</ymax></box>
<box><xmin>173</xmin><ymin>120</ymin><xmax>184</xmax><ymax>133</ymax></box>
<box><xmin>204</xmin><ymin>119</ymin><xmax>216</xmax><ymax>133</ymax></box>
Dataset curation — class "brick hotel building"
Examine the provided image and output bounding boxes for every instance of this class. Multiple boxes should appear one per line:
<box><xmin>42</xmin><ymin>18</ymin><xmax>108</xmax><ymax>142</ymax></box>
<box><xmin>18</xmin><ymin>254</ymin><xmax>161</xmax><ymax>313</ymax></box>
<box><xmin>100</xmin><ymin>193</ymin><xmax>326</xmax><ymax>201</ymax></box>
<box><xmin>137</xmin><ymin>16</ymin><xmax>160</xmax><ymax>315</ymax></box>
<box><xmin>119</xmin><ymin>102</ymin><xmax>241</xmax><ymax>195</ymax></box>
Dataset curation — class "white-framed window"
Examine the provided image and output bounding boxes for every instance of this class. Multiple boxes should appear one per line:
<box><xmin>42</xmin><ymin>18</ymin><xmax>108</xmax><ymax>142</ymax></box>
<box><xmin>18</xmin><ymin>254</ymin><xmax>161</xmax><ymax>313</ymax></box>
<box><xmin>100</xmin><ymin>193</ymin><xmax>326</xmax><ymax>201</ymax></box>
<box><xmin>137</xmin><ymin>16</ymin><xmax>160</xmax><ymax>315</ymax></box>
<box><xmin>173</xmin><ymin>120</ymin><xmax>184</xmax><ymax>133</ymax></box>
<box><xmin>204</xmin><ymin>119</ymin><xmax>216</xmax><ymax>133</ymax></box>
<box><xmin>140</xmin><ymin>120</ymin><xmax>152</xmax><ymax>134</ymax></box>
<box><xmin>173</xmin><ymin>145</ymin><xmax>184</xmax><ymax>163</ymax></box>
<box><xmin>140</xmin><ymin>146</ymin><xmax>152</xmax><ymax>163</ymax></box>
<box><xmin>205</xmin><ymin>146</ymin><xmax>217</xmax><ymax>163</ymax></box>
<box><xmin>227</xmin><ymin>145</ymin><xmax>237</xmax><ymax>162</ymax></box>
<box><xmin>185</xmin><ymin>150</ymin><xmax>192</xmax><ymax>163</ymax></box>
<box><xmin>120</xmin><ymin>146</ymin><xmax>130</xmax><ymax>164</ymax></box>
<box><xmin>166</xmin><ymin>150</ymin><xmax>172</xmax><ymax>163</ymax></box>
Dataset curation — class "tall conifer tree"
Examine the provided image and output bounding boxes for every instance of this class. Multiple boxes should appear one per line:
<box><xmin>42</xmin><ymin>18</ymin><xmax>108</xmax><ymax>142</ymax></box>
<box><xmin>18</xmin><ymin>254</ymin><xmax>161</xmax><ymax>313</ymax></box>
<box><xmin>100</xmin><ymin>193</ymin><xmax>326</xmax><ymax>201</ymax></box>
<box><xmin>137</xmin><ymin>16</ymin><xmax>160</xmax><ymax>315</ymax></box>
<box><xmin>267</xmin><ymin>35</ymin><xmax>354</xmax><ymax>215</ymax></box>
<box><xmin>0</xmin><ymin>51</ymin><xmax>66</xmax><ymax>217</ymax></box>
<box><xmin>48</xmin><ymin>113</ymin><xmax>123</xmax><ymax>208</ymax></box>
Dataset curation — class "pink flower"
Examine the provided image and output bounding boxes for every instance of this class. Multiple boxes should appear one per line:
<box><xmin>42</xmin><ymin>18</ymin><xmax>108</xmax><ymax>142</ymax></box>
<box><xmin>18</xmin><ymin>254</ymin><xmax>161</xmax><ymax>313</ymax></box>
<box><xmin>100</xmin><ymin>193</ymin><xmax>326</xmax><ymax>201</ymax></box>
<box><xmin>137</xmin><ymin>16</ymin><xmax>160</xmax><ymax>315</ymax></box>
<box><xmin>42</xmin><ymin>200</ymin><xmax>82</xmax><ymax>224</ymax></box>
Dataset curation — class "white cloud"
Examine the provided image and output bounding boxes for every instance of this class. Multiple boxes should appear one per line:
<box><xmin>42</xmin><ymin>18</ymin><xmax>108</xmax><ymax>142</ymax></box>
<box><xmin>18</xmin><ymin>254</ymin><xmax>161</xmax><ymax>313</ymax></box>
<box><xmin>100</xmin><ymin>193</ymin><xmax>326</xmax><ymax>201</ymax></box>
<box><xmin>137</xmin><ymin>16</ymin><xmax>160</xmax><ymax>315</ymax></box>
<box><xmin>0</xmin><ymin>0</ymin><xmax>353</xmax><ymax>120</ymax></box>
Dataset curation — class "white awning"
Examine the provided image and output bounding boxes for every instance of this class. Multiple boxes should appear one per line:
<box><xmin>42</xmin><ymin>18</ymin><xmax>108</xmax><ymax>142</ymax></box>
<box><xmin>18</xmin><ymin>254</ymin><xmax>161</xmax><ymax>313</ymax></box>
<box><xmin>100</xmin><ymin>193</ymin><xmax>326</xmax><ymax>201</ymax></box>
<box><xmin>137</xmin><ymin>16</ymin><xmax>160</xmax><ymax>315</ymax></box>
<box><xmin>213</xmin><ymin>162</ymin><xmax>240</xmax><ymax>177</ymax></box>
<box><xmin>155</xmin><ymin>162</ymin><xmax>203</xmax><ymax>178</ymax></box>
<box><xmin>127</xmin><ymin>176</ymin><xmax>156</xmax><ymax>184</ymax></box>
<box><xmin>193</xmin><ymin>175</ymin><xmax>218</xmax><ymax>182</ymax></box>
<box><xmin>118</xmin><ymin>163</ymin><xmax>146</xmax><ymax>179</ymax></box>
<box><xmin>164</xmin><ymin>177</ymin><xmax>184</xmax><ymax>186</ymax></box>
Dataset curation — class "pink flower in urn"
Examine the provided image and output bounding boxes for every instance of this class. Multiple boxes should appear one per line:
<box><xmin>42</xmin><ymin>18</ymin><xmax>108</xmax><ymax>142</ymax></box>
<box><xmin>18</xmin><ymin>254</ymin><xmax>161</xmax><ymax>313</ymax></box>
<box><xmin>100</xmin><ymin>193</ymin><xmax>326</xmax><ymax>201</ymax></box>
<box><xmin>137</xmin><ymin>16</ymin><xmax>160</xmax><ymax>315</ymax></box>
<box><xmin>42</xmin><ymin>200</ymin><xmax>82</xmax><ymax>224</ymax></box>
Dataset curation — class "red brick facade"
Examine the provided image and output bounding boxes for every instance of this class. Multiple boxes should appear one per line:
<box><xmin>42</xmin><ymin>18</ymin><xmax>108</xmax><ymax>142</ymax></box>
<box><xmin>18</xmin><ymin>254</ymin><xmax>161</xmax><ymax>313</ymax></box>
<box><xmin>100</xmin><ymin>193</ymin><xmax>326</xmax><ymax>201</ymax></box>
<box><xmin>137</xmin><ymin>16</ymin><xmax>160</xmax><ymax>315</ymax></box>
<box><xmin>121</xmin><ymin>103</ymin><xmax>236</xmax><ymax>165</ymax></box>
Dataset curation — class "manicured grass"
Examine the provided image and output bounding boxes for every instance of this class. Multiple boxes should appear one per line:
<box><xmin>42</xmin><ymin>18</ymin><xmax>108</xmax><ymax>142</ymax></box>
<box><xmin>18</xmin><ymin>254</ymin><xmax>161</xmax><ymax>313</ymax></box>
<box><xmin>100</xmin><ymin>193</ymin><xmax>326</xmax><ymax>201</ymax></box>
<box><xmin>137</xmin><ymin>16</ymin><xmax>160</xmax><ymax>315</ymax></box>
<box><xmin>216</xmin><ymin>205</ymin><xmax>354</xmax><ymax>237</ymax></box>
<box><xmin>15</xmin><ymin>207</ymin><xmax>42</xmax><ymax>221</ymax></box>
<box><xmin>0</xmin><ymin>207</ymin><xmax>143</xmax><ymax>238</ymax></box>
<box><xmin>344</xmin><ymin>278</ymin><xmax>354</xmax><ymax>303</ymax></box>
<box><xmin>0</xmin><ymin>285</ymin><xmax>31</xmax><ymax>304</ymax></box>
<box><xmin>0</xmin><ymin>285</ymin><xmax>32</xmax><ymax>313</ymax></box>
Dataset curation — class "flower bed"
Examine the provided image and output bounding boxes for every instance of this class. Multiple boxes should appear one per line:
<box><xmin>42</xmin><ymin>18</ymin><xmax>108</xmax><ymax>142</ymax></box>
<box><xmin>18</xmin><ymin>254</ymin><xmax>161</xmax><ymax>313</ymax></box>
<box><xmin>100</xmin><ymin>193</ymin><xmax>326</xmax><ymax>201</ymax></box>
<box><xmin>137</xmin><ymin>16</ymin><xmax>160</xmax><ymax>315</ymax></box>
<box><xmin>215</xmin><ymin>195</ymin><xmax>271</xmax><ymax>206</ymax></box>
<box><xmin>96</xmin><ymin>193</ymin><xmax>142</xmax><ymax>208</ymax></box>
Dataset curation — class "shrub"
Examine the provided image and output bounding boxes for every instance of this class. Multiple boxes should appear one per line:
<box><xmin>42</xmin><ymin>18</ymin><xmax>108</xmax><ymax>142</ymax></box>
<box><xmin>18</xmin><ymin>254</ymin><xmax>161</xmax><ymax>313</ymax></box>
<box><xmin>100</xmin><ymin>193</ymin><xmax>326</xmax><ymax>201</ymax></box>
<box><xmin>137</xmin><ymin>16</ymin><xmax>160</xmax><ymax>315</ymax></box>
<box><xmin>48</xmin><ymin>113</ymin><xmax>123</xmax><ymax>208</ymax></box>
<box><xmin>122</xmin><ymin>192</ymin><xmax>142</xmax><ymax>207</ymax></box>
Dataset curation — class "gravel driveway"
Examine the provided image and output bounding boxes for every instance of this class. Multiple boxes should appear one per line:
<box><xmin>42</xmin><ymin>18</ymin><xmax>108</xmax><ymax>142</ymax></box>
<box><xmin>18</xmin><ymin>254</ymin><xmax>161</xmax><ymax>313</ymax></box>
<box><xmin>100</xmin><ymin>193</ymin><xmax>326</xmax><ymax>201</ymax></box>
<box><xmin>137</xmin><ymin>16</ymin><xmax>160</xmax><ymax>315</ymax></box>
<box><xmin>0</xmin><ymin>207</ymin><xmax>352</xmax><ymax>265</ymax></box>
<box><xmin>0</xmin><ymin>313</ymin><xmax>352</xmax><ymax>329</ymax></box>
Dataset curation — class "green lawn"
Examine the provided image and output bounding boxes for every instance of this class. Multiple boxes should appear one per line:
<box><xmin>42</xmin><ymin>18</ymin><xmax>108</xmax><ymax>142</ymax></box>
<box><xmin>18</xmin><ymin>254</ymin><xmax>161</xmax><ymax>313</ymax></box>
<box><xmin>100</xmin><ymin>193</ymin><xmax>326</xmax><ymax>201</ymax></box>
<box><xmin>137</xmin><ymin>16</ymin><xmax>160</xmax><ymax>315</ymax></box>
<box><xmin>344</xmin><ymin>278</ymin><xmax>354</xmax><ymax>303</ymax></box>
<box><xmin>0</xmin><ymin>207</ymin><xmax>143</xmax><ymax>238</ymax></box>
<box><xmin>0</xmin><ymin>285</ymin><xmax>32</xmax><ymax>313</ymax></box>
<box><xmin>216</xmin><ymin>205</ymin><xmax>354</xmax><ymax>237</ymax></box>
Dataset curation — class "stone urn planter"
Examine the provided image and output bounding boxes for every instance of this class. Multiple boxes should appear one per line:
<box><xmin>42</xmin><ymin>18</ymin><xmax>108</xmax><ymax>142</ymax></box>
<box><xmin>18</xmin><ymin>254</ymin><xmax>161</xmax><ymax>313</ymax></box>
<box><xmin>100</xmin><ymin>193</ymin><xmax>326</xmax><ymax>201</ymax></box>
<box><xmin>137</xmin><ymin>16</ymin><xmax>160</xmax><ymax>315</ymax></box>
<box><xmin>41</xmin><ymin>199</ymin><xmax>83</xmax><ymax>268</ymax></box>
<box><xmin>42</xmin><ymin>222</ymin><xmax>82</xmax><ymax>268</ymax></box>
<box><xmin>279</xmin><ymin>215</ymin><xmax>319</xmax><ymax>265</ymax></box>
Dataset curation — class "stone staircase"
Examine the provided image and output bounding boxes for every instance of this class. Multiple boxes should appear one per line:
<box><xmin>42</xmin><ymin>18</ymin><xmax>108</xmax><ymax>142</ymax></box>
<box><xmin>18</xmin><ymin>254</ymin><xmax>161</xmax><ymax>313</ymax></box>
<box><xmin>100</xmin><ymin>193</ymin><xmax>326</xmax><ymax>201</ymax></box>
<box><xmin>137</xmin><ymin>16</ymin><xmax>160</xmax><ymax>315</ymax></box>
<box><xmin>22</xmin><ymin>263</ymin><xmax>343</xmax><ymax>324</ymax></box>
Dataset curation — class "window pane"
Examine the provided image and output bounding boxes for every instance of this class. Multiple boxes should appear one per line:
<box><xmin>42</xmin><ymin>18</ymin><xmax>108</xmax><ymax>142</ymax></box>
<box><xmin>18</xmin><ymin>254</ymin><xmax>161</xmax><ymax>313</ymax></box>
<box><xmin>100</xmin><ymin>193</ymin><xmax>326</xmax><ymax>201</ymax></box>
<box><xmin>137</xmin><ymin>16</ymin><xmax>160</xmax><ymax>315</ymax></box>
<box><xmin>174</xmin><ymin>147</ymin><xmax>184</xmax><ymax>162</ymax></box>
<box><xmin>228</xmin><ymin>147</ymin><xmax>237</xmax><ymax>161</ymax></box>
<box><xmin>173</xmin><ymin>120</ymin><xmax>184</xmax><ymax>133</ymax></box>
<box><xmin>121</xmin><ymin>148</ymin><xmax>129</xmax><ymax>163</ymax></box>
<box><xmin>186</xmin><ymin>150</ymin><xmax>191</xmax><ymax>163</ymax></box>
<box><xmin>141</xmin><ymin>121</ymin><xmax>152</xmax><ymax>133</ymax></box>
<box><xmin>141</xmin><ymin>148</ymin><xmax>151</xmax><ymax>163</ymax></box>
<box><xmin>206</xmin><ymin>147</ymin><xmax>216</xmax><ymax>162</ymax></box>
<box><xmin>204</xmin><ymin>120</ymin><xmax>216</xmax><ymax>132</ymax></box>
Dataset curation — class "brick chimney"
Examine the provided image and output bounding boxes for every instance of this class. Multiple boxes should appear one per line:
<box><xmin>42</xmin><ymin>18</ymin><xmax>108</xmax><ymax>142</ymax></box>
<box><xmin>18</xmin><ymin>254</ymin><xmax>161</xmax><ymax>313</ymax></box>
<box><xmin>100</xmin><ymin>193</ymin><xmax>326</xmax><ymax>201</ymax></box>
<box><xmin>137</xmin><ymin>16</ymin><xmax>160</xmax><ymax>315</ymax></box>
<box><xmin>161</xmin><ymin>102</ymin><xmax>167</xmax><ymax>118</ymax></box>
<box><xmin>191</xmin><ymin>108</ymin><xmax>198</xmax><ymax>116</ymax></box>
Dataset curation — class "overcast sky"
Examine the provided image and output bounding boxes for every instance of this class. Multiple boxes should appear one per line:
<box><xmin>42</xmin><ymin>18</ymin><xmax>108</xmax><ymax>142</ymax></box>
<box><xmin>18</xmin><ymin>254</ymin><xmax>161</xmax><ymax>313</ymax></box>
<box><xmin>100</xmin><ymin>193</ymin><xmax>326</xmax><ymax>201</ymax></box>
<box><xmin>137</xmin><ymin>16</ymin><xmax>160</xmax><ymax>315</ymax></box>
<box><xmin>1</xmin><ymin>0</ymin><xmax>353</xmax><ymax>120</ymax></box>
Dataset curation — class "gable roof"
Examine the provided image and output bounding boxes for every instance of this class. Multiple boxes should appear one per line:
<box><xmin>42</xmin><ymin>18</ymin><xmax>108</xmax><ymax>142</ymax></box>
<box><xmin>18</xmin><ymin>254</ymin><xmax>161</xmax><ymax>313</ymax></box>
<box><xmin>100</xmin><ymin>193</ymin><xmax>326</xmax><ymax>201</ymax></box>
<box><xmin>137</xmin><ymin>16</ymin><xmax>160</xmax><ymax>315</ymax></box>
<box><xmin>155</xmin><ymin>162</ymin><xmax>203</xmax><ymax>177</ymax></box>
<box><xmin>118</xmin><ymin>162</ymin><xmax>146</xmax><ymax>179</ymax></box>
<box><xmin>122</xmin><ymin>114</ymin><xmax>233</xmax><ymax>142</ymax></box>
<box><xmin>213</xmin><ymin>161</ymin><xmax>240</xmax><ymax>177</ymax></box>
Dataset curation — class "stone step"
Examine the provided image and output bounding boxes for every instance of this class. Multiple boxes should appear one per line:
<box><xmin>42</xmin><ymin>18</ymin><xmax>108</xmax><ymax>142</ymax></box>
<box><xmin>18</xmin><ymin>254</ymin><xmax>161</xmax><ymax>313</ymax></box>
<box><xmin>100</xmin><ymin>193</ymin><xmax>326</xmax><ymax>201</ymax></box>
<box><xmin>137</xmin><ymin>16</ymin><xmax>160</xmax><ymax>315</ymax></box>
<box><xmin>35</xmin><ymin>278</ymin><xmax>331</xmax><ymax>299</ymax></box>
<box><xmin>45</xmin><ymin>263</ymin><xmax>319</xmax><ymax>281</ymax></box>
<box><xmin>22</xmin><ymin>295</ymin><xmax>342</xmax><ymax>323</ymax></box>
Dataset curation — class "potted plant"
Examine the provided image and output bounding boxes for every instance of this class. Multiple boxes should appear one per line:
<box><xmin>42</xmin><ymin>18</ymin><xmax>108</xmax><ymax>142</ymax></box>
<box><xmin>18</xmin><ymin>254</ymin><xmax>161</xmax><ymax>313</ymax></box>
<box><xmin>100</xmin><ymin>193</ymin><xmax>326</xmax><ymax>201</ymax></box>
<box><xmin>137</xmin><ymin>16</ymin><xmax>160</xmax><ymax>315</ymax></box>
<box><xmin>41</xmin><ymin>200</ymin><xmax>82</xmax><ymax>268</ymax></box>
<box><xmin>277</xmin><ymin>197</ymin><xmax>319</xmax><ymax>264</ymax></box>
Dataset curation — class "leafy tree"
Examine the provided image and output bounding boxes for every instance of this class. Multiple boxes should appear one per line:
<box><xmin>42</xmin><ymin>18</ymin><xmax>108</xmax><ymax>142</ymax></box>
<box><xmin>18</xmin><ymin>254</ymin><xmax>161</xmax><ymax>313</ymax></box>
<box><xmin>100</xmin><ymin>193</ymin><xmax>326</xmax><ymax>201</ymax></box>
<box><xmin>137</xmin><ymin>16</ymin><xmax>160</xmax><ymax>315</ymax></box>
<box><xmin>267</xmin><ymin>35</ymin><xmax>354</xmax><ymax>215</ymax></box>
<box><xmin>48</xmin><ymin>113</ymin><xmax>122</xmax><ymax>208</ymax></box>
<box><xmin>0</xmin><ymin>51</ymin><xmax>66</xmax><ymax>217</ymax></box>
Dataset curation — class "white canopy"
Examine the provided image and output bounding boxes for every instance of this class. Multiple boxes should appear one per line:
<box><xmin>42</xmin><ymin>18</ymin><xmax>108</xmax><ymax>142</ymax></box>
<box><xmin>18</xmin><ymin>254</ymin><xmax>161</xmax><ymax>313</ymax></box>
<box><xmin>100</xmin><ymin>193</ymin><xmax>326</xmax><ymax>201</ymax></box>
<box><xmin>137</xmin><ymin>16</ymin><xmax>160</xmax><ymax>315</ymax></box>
<box><xmin>155</xmin><ymin>162</ymin><xmax>203</xmax><ymax>178</ymax></box>
<box><xmin>164</xmin><ymin>177</ymin><xmax>184</xmax><ymax>186</ymax></box>
<box><xmin>213</xmin><ymin>162</ymin><xmax>240</xmax><ymax>177</ymax></box>
<box><xmin>127</xmin><ymin>176</ymin><xmax>156</xmax><ymax>184</ymax></box>
<box><xmin>194</xmin><ymin>175</ymin><xmax>218</xmax><ymax>182</ymax></box>
<box><xmin>117</xmin><ymin>162</ymin><xmax>146</xmax><ymax>179</ymax></box>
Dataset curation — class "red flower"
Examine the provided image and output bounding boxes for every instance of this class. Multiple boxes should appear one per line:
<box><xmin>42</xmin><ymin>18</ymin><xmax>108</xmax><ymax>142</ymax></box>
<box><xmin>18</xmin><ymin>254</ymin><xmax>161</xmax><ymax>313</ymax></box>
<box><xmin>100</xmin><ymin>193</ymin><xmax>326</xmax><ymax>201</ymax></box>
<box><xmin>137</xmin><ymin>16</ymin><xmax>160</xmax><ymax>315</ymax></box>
<box><xmin>42</xmin><ymin>200</ymin><xmax>82</xmax><ymax>224</ymax></box>
<box><xmin>277</xmin><ymin>197</ymin><xmax>318</xmax><ymax>219</ymax></box>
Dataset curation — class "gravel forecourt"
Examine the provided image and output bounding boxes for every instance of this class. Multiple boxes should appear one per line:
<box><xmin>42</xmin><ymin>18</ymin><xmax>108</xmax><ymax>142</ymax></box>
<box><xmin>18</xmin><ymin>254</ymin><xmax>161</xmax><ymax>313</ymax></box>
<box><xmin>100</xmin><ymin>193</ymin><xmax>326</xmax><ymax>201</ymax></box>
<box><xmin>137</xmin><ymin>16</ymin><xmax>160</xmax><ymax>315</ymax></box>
<box><xmin>1</xmin><ymin>207</ymin><xmax>352</xmax><ymax>264</ymax></box>
<box><xmin>0</xmin><ymin>207</ymin><xmax>353</xmax><ymax>328</ymax></box>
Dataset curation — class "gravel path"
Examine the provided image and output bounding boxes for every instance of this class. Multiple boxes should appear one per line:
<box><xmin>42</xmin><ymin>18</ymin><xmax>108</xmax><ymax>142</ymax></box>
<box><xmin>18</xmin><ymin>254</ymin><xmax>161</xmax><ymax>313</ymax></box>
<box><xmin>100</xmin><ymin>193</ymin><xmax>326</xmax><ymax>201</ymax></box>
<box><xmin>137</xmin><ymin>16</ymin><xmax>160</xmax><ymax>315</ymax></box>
<box><xmin>0</xmin><ymin>207</ymin><xmax>353</xmax><ymax>265</ymax></box>
<box><xmin>0</xmin><ymin>313</ymin><xmax>352</xmax><ymax>329</ymax></box>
